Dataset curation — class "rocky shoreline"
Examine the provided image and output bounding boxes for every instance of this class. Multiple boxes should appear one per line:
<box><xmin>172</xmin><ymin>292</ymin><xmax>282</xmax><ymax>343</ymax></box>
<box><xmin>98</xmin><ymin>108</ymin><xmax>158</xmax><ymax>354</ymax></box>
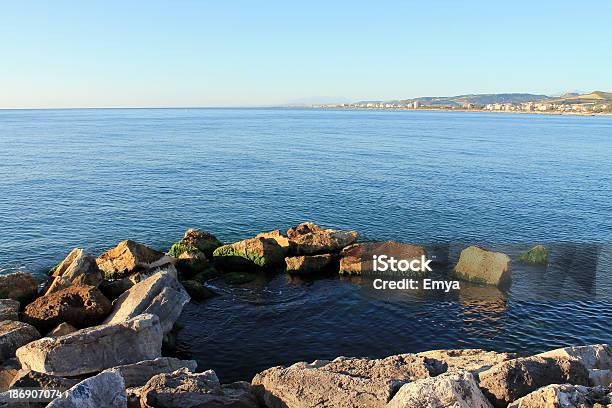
<box><xmin>0</xmin><ymin>222</ymin><xmax>609</xmax><ymax>407</ymax></box>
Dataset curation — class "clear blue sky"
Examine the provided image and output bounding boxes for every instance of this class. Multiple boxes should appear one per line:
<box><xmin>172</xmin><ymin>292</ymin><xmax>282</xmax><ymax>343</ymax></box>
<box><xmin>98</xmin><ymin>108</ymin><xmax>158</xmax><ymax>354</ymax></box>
<box><xmin>1</xmin><ymin>1</ymin><xmax>611</xmax><ymax>108</ymax></box>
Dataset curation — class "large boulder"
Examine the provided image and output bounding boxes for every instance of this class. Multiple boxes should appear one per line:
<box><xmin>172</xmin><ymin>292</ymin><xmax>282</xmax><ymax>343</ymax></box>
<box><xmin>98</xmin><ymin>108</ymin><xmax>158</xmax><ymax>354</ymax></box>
<box><xmin>388</xmin><ymin>371</ymin><xmax>493</xmax><ymax>408</ymax></box>
<box><xmin>416</xmin><ymin>349</ymin><xmax>518</xmax><ymax>376</ymax></box>
<box><xmin>0</xmin><ymin>300</ymin><xmax>19</xmax><ymax>322</ymax></box>
<box><xmin>47</xmin><ymin>371</ymin><xmax>127</xmax><ymax>408</ymax></box>
<box><xmin>96</xmin><ymin>240</ymin><xmax>165</xmax><ymax>279</ymax></box>
<box><xmin>478</xmin><ymin>355</ymin><xmax>590</xmax><ymax>407</ymax></box>
<box><xmin>16</xmin><ymin>313</ymin><xmax>163</xmax><ymax>376</ymax></box>
<box><xmin>103</xmin><ymin>272</ymin><xmax>189</xmax><ymax>334</ymax></box>
<box><xmin>452</xmin><ymin>246</ymin><xmax>511</xmax><ymax>285</ymax></box>
<box><xmin>48</xmin><ymin>323</ymin><xmax>77</xmax><ymax>337</ymax></box>
<box><xmin>213</xmin><ymin>236</ymin><xmax>285</xmax><ymax>269</ymax></box>
<box><xmin>45</xmin><ymin>248</ymin><xmax>102</xmax><ymax>295</ymax></box>
<box><xmin>140</xmin><ymin>368</ymin><xmax>257</xmax><ymax>408</ymax></box>
<box><xmin>23</xmin><ymin>285</ymin><xmax>111</xmax><ymax>333</ymax></box>
<box><xmin>0</xmin><ymin>359</ymin><xmax>19</xmax><ymax>392</ymax></box>
<box><xmin>252</xmin><ymin>354</ymin><xmax>446</xmax><ymax>408</ymax></box>
<box><xmin>339</xmin><ymin>241</ymin><xmax>426</xmax><ymax>275</ymax></box>
<box><xmin>287</xmin><ymin>222</ymin><xmax>359</xmax><ymax>255</ymax></box>
<box><xmin>0</xmin><ymin>321</ymin><xmax>40</xmax><ymax>363</ymax></box>
<box><xmin>285</xmin><ymin>254</ymin><xmax>335</xmax><ymax>274</ymax></box>
<box><xmin>9</xmin><ymin>369</ymin><xmax>79</xmax><ymax>391</ymax></box>
<box><xmin>0</xmin><ymin>272</ymin><xmax>38</xmax><ymax>303</ymax></box>
<box><xmin>256</xmin><ymin>230</ymin><xmax>292</xmax><ymax>254</ymax></box>
<box><xmin>169</xmin><ymin>228</ymin><xmax>223</xmax><ymax>258</ymax></box>
<box><xmin>508</xmin><ymin>384</ymin><xmax>611</xmax><ymax>408</ymax></box>
<box><xmin>105</xmin><ymin>357</ymin><xmax>197</xmax><ymax>388</ymax></box>
<box><xmin>537</xmin><ymin>344</ymin><xmax>612</xmax><ymax>387</ymax></box>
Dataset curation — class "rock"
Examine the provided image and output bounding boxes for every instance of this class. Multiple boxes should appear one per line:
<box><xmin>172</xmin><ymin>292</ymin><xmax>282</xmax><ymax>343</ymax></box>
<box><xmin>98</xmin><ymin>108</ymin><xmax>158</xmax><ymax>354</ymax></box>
<box><xmin>169</xmin><ymin>228</ymin><xmax>223</xmax><ymax>258</ymax></box>
<box><xmin>416</xmin><ymin>349</ymin><xmax>518</xmax><ymax>376</ymax></box>
<box><xmin>478</xmin><ymin>355</ymin><xmax>589</xmax><ymax>407</ymax></box>
<box><xmin>175</xmin><ymin>251</ymin><xmax>211</xmax><ymax>278</ymax></box>
<box><xmin>0</xmin><ymin>300</ymin><xmax>20</xmax><ymax>322</ymax></box>
<box><xmin>339</xmin><ymin>241</ymin><xmax>426</xmax><ymax>275</ymax></box>
<box><xmin>0</xmin><ymin>359</ymin><xmax>19</xmax><ymax>392</ymax></box>
<box><xmin>388</xmin><ymin>371</ymin><xmax>493</xmax><ymax>408</ymax></box>
<box><xmin>140</xmin><ymin>367</ymin><xmax>257</xmax><ymax>407</ymax></box>
<box><xmin>126</xmin><ymin>386</ymin><xmax>142</xmax><ymax>408</ymax></box>
<box><xmin>0</xmin><ymin>273</ymin><xmax>38</xmax><ymax>303</ymax></box>
<box><xmin>285</xmin><ymin>254</ymin><xmax>335</xmax><ymax>274</ymax></box>
<box><xmin>252</xmin><ymin>354</ymin><xmax>446</xmax><ymax>408</ymax></box>
<box><xmin>99</xmin><ymin>276</ymin><xmax>136</xmax><ymax>300</ymax></box>
<box><xmin>223</xmin><ymin>272</ymin><xmax>256</xmax><ymax>285</ymax></box>
<box><xmin>96</xmin><ymin>240</ymin><xmax>164</xmax><ymax>280</ymax></box>
<box><xmin>213</xmin><ymin>236</ymin><xmax>285</xmax><ymax>269</ymax></box>
<box><xmin>45</xmin><ymin>249</ymin><xmax>103</xmax><ymax>295</ymax></box>
<box><xmin>519</xmin><ymin>244</ymin><xmax>548</xmax><ymax>265</ymax></box>
<box><xmin>103</xmin><ymin>272</ymin><xmax>190</xmax><ymax>334</ymax></box>
<box><xmin>48</xmin><ymin>323</ymin><xmax>77</xmax><ymax>337</ymax></box>
<box><xmin>452</xmin><ymin>246</ymin><xmax>511</xmax><ymax>285</ymax></box>
<box><xmin>9</xmin><ymin>369</ymin><xmax>79</xmax><ymax>390</ymax></box>
<box><xmin>47</xmin><ymin>371</ymin><xmax>127</xmax><ymax>408</ymax></box>
<box><xmin>537</xmin><ymin>344</ymin><xmax>612</xmax><ymax>387</ymax></box>
<box><xmin>256</xmin><ymin>230</ymin><xmax>292</xmax><ymax>253</ymax></box>
<box><xmin>180</xmin><ymin>280</ymin><xmax>216</xmax><ymax>301</ymax></box>
<box><xmin>16</xmin><ymin>313</ymin><xmax>163</xmax><ymax>376</ymax></box>
<box><xmin>508</xmin><ymin>384</ymin><xmax>612</xmax><ymax>408</ymax></box>
<box><xmin>105</xmin><ymin>357</ymin><xmax>197</xmax><ymax>388</ymax></box>
<box><xmin>0</xmin><ymin>321</ymin><xmax>40</xmax><ymax>363</ymax></box>
<box><xmin>23</xmin><ymin>285</ymin><xmax>111</xmax><ymax>333</ymax></box>
<box><xmin>287</xmin><ymin>222</ymin><xmax>359</xmax><ymax>255</ymax></box>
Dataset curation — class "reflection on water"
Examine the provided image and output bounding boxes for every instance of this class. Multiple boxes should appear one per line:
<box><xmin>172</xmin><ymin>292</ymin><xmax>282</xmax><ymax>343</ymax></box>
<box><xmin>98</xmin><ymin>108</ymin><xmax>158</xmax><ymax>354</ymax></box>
<box><xmin>174</xmin><ymin>243</ymin><xmax>611</xmax><ymax>382</ymax></box>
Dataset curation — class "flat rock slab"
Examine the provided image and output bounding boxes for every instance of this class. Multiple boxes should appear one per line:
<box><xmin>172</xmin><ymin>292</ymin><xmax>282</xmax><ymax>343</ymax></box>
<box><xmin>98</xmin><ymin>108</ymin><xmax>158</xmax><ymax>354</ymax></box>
<box><xmin>96</xmin><ymin>240</ymin><xmax>164</xmax><ymax>280</ymax></box>
<box><xmin>103</xmin><ymin>271</ymin><xmax>190</xmax><ymax>334</ymax></box>
<box><xmin>478</xmin><ymin>355</ymin><xmax>590</xmax><ymax>407</ymax></box>
<box><xmin>105</xmin><ymin>357</ymin><xmax>197</xmax><ymax>388</ymax></box>
<box><xmin>0</xmin><ymin>321</ymin><xmax>40</xmax><ymax>363</ymax></box>
<box><xmin>0</xmin><ymin>299</ymin><xmax>20</xmax><ymax>322</ymax></box>
<box><xmin>47</xmin><ymin>371</ymin><xmax>127</xmax><ymax>408</ymax></box>
<box><xmin>9</xmin><ymin>369</ymin><xmax>79</xmax><ymax>391</ymax></box>
<box><xmin>508</xmin><ymin>384</ymin><xmax>612</xmax><ymax>408</ymax></box>
<box><xmin>252</xmin><ymin>354</ymin><xmax>446</xmax><ymax>408</ymax></box>
<box><xmin>16</xmin><ymin>313</ymin><xmax>162</xmax><ymax>377</ymax></box>
<box><xmin>416</xmin><ymin>348</ymin><xmax>518</xmax><ymax>376</ymax></box>
<box><xmin>23</xmin><ymin>285</ymin><xmax>111</xmax><ymax>333</ymax></box>
<box><xmin>388</xmin><ymin>371</ymin><xmax>493</xmax><ymax>408</ymax></box>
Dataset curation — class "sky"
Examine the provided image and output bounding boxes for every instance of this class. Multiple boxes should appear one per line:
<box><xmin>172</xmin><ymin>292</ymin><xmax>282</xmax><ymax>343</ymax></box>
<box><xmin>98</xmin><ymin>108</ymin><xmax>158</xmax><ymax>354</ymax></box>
<box><xmin>1</xmin><ymin>1</ymin><xmax>611</xmax><ymax>108</ymax></box>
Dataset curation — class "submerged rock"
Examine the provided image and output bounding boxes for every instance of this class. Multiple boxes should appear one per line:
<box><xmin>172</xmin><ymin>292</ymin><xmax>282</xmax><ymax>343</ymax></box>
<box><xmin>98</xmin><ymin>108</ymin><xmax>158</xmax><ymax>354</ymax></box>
<box><xmin>16</xmin><ymin>313</ymin><xmax>163</xmax><ymax>376</ymax></box>
<box><xmin>180</xmin><ymin>280</ymin><xmax>216</xmax><ymax>301</ymax></box>
<box><xmin>287</xmin><ymin>222</ymin><xmax>359</xmax><ymax>255</ymax></box>
<box><xmin>140</xmin><ymin>367</ymin><xmax>257</xmax><ymax>408</ymax></box>
<box><xmin>519</xmin><ymin>244</ymin><xmax>548</xmax><ymax>265</ymax></box>
<box><xmin>508</xmin><ymin>384</ymin><xmax>612</xmax><ymax>408</ymax></box>
<box><xmin>285</xmin><ymin>254</ymin><xmax>335</xmax><ymax>274</ymax></box>
<box><xmin>103</xmin><ymin>271</ymin><xmax>190</xmax><ymax>334</ymax></box>
<box><xmin>388</xmin><ymin>371</ymin><xmax>493</xmax><ymax>408</ymax></box>
<box><xmin>0</xmin><ymin>299</ymin><xmax>20</xmax><ymax>322</ymax></box>
<box><xmin>169</xmin><ymin>228</ymin><xmax>223</xmax><ymax>258</ymax></box>
<box><xmin>339</xmin><ymin>241</ymin><xmax>426</xmax><ymax>275</ymax></box>
<box><xmin>0</xmin><ymin>272</ymin><xmax>38</xmax><ymax>303</ymax></box>
<box><xmin>47</xmin><ymin>371</ymin><xmax>127</xmax><ymax>408</ymax></box>
<box><xmin>23</xmin><ymin>285</ymin><xmax>111</xmax><ymax>333</ymax></box>
<box><xmin>96</xmin><ymin>240</ymin><xmax>164</xmax><ymax>280</ymax></box>
<box><xmin>0</xmin><ymin>321</ymin><xmax>40</xmax><ymax>363</ymax></box>
<box><xmin>416</xmin><ymin>349</ymin><xmax>518</xmax><ymax>376</ymax></box>
<box><xmin>223</xmin><ymin>272</ymin><xmax>257</xmax><ymax>285</ymax></box>
<box><xmin>478</xmin><ymin>355</ymin><xmax>589</xmax><ymax>407</ymax></box>
<box><xmin>252</xmin><ymin>354</ymin><xmax>446</xmax><ymax>408</ymax></box>
<box><xmin>213</xmin><ymin>236</ymin><xmax>285</xmax><ymax>269</ymax></box>
<box><xmin>105</xmin><ymin>357</ymin><xmax>197</xmax><ymax>388</ymax></box>
<box><xmin>45</xmin><ymin>248</ymin><xmax>102</xmax><ymax>295</ymax></box>
<box><xmin>452</xmin><ymin>246</ymin><xmax>510</xmax><ymax>285</ymax></box>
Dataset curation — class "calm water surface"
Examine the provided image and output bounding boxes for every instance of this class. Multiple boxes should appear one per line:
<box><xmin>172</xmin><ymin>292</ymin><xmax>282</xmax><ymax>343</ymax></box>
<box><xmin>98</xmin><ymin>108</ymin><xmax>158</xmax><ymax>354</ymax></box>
<box><xmin>1</xmin><ymin>108</ymin><xmax>610</xmax><ymax>381</ymax></box>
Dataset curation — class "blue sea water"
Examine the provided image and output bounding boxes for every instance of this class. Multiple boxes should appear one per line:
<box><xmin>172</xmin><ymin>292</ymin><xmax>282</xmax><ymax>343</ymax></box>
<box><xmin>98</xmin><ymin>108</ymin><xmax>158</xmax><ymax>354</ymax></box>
<box><xmin>1</xmin><ymin>108</ymin><xmax>611</xmax><ymax>381</ymax></box>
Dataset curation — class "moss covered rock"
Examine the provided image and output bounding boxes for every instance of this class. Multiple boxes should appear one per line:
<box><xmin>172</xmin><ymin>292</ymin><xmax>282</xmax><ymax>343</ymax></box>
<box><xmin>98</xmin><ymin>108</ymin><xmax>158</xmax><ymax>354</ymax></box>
<box><xmin>175</xmin><ymin>251</ymin><xmax>211</xmax><ymax>278</ymax></box>
<box><xmin>213</xmin><ymin>236</ymin><xmax>285</xmax><ymax>269</ymax></box>
<box><xmin>519</xmin><ymin>245</ymin><xmax>548</xmax><ymax>265</ymax></box>
<box><xmin>169</xmin><ymin>229</ymin><xmax>223</xmax><ymax>258</ymax></box>
<box><xmin>181</xmin><ymin>280</ymin><xmax>217</xmax><ymax>301</ymax></box>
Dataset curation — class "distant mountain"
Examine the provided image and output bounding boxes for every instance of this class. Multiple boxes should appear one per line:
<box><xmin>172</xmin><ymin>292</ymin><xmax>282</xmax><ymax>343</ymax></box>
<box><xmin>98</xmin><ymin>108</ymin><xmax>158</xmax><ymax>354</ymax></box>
<box><xmin>547</xmin><ymin>91</ymin><xmax>612</xmax><ymax>104</ymax></box>
<box><xmin>394</xmin><ymin>93</ymin><xmax>551</xmax><ymax>107</ymax></box>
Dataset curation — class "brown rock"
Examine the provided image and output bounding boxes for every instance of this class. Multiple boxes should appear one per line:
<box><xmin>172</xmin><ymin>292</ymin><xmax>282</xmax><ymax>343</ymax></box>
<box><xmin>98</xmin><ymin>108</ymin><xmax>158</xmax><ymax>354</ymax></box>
<box><xmin>9</xmin><ymin>369</ymin><xmax>79</xmax><ymax>390</ymax></box>
<box><xmin>339</xmin><ymin>241</ymin><xmax>427</xmax><ymax>275</ymax></box>
<box><xmin>0</xmin><ymin>299</ymin><xmax>20</xmax><ymax>322</ymax></box>
<box><xmin>256</xmin><ymin>230</ymin><xmax>292</xmax><ymax>253</ymax></box>
<box><xmin>287</xmin><ymin>222</ymin><xmax>359</xmax><ymax>255</ymax></box>
<box><xmin>537</xmin><ymin>344</ymin><xmax>612</xmax><ymax>387</ymax></box>
<box><xmin>45</xmin><ymin>248</ymin><xmax>102</xmax><ymax>295</ymax></box>
<box><xmin>453</xmin><ymin>246</ymin><xmax>511</xmax><ymax>285</ymax></box>
<box><xmin>508</xmin><ymin>384</ymin><xmax>612</xmax><ymax>408</ymax></box>
<box><xmin>0</xmin><ymin>321</ymin><xmax>40</xmax><ymax>363</ymax></box>
<box><xmin>252</xmin><ymin>354</ymin><xmax>446</xmax><ymax>408</ymax></box>
<box><xmin>23</xmin><ymin>285</ymin><xmax>111</xmax><ymax>333</ymax></box>
<box><xmin>48</xmin><ymin>323</ymin><xmax>77</xmax><ymax>337</ymax></box>
<box><xmin>213</xmin><ymin>236</ymin><xmax>285</xmax><ymax>269</ymax></box>
<box><xmin>287</xmin><ymin>222</ymin><xmax>323</xmax><ymax>238</ymax></box>
<box><xmin>285</xmin><ymin>254</ymin><xmax>335</xmax><ymax>274</ymax></box>
<box><xmin>478</xmin><ymin>355</ymin><xmax>589</xmax><ymax>407</ymax></box>
<box><xmin>416</xmin><ymin>349</ymin><xmax>518</xmax><ymax>376</ymax></box>
<box><xmin>0</xmin><ymin>359</ymin><xmax>19</xmax><ymax>392</ymax></box>
<box><xmin>169</xmin><ymin>228</ymin><xmax>223</xmax><ymax>258</ymax></box>
<box><xmin>0</xmin><ymin>272</ymin><xmax>38</xmax><ymax>303</ymax></box>
<box><xmin>96</xmin><ymin>240</ymin><xmax>164</xmax><ymax>279</ymax></box>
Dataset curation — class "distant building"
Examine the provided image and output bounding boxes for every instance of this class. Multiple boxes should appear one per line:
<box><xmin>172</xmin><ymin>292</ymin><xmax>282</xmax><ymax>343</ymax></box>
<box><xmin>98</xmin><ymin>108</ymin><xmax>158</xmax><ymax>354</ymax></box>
<box><xmin>413</xmin><ymin>101</ymin><xmax>420</xmax><ymax>109</ymax></box>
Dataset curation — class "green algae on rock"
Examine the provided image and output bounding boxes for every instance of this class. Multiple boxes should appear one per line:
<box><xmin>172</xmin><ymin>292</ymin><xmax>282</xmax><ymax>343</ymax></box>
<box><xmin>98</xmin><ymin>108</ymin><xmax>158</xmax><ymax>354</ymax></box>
<box><xmin>169</xmin><ymin>229</ymin><xmax>223</xmax><ymax>258</ymax></box>
<box><xmin>519</xmin><ymin>245</ymin><xmax>548</xmax><ymax>265</ymax></box>
<box><xmin>213</xmin><ymin>236</ymin><xmax>285</xmax><ymax>269</ymax></box>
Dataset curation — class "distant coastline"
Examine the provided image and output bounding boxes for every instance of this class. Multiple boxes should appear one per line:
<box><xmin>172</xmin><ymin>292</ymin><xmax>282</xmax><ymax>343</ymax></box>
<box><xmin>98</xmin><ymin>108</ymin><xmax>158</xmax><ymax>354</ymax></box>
<box><xmin>295</xmin><ymin>106</ymin><xmax>612</xmax><ymax>116</ymax></box>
